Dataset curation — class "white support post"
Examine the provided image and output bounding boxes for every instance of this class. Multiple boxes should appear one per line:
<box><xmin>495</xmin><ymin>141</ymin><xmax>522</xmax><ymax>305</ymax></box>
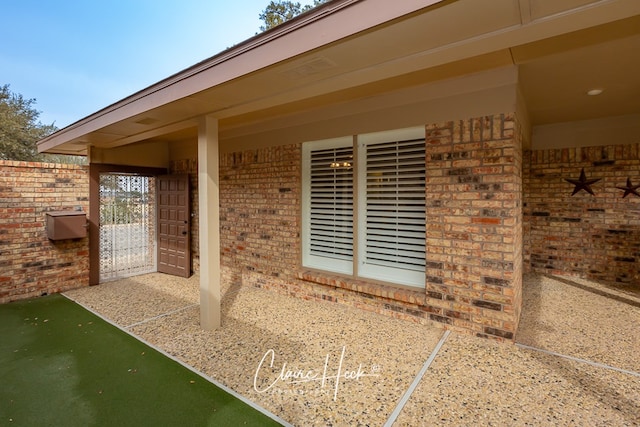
<box><xmin>197</xmin><ymin>115</ymin><xmax>221</xmax><ymax>330</ymax></box>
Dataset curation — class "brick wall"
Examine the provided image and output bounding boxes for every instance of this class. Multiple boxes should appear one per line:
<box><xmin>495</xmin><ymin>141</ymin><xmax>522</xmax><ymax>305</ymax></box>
<box><xmin>424</xmin><ymin>114</ymin><xmax>523</xmax><ymax>340</ymax></box>
<box><xmin>524</xmin><ymin>143</ymin><xmax>640</xmax><ymax>285</ymax></box>
<box><xmin>219</xmin><ymin>146</ymin><xmax>301</xmax><ymax>286</ymax></box>
<box><xmin>218</xmin><ymin>114</ymin><xmax>524</xmax><ymax>341</ymax></box>
<box><xmin>0</xmin><ymin>160</ymin><xmax>90</xmax><ymax>303</ymax></box>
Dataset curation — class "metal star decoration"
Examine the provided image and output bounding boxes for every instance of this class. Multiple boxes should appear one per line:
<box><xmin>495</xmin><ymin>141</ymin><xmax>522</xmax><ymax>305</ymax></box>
<box><xmin>616</xmin><ymin>177</ymin><xmax>640</xmax><ymax>198</ymax></box>
<box><xmin>564</xmin><ymin>168</ymin><xmax>601</xmax><ymax>196</ymax></box>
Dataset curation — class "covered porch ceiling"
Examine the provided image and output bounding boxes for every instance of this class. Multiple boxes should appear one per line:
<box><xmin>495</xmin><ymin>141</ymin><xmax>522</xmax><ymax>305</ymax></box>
<box><xmin>38</xmin><ymin>0</ymin><xmax>640</xmax><ymax>155</ymax></box>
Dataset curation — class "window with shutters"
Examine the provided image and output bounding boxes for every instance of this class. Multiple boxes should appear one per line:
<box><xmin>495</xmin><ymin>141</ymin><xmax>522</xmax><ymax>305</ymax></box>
<box><xmin>302</xmin><ymin>127</ymin><xmax>426</xmax><ymax>288</ymax></box>
<box><xmin>302</xmin><ymin>136</ymin><xmax>354</xmax><ymax>275</ymax></box>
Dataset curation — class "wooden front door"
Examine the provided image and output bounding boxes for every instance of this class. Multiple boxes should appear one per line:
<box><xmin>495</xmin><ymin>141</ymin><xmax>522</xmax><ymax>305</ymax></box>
<box><xmin>157</xmin><ymin>175</ymin><xmax>191</xmax><ymax>277</ymax></box>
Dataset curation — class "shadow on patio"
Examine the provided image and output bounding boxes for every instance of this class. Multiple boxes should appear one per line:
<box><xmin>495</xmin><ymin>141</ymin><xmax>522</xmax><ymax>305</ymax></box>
<box><xmin>63</xmin><ymin>273</ymin><xmax>640</xmax><ymax>426</ymax></box>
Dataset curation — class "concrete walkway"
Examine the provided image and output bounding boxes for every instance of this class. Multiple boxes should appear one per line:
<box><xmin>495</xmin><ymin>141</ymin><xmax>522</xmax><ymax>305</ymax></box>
<box><xmin>64</xmin><ymin>273</ymin><xmax>640</xmax><ymax>426</ymax></box>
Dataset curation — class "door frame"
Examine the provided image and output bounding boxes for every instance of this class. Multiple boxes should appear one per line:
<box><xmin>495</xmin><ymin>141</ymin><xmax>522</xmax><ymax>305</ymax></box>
<box><xmin>89</xmin><ymin>164</ymin><xmax>167</xmax><ymax>285</ymax></box>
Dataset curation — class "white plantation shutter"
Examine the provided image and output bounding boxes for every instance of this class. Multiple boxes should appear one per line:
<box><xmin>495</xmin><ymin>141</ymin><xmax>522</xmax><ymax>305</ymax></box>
<box><xmin>302</xmin><ymin>127</ymin><xmax>425</xmax><ymax>288</ymax></box>
<box><xmin>302</xmin><ymin>137</ymin><xmax>354</xmax><ymax>274</ymax></box>
<box><xmin>358</xmin><ymin>128</ymin><xmax>426</xmax><ymax>287</ymax></box>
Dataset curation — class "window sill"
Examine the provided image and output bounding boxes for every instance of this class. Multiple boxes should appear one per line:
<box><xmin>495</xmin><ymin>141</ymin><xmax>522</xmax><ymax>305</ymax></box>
<box><xmin>296</xmin><ymin>270</ymin><xmax>426</xmax><ymax>305</ymax></box>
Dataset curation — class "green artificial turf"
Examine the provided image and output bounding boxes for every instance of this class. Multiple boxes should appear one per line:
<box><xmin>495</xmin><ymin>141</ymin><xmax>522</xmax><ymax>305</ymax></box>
<box><xmin>0</xmin><ymin>294</ymin><xmax>282</xmax><ymax>427</ymax></box>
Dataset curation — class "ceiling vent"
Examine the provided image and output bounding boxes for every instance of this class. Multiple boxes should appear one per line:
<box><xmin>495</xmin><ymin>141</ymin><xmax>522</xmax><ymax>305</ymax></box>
<box><xmin>134</xmin><ymin>117</ymin><xmax>159</xmax><ymax>125</ymax></box>
<box><xmin>281</xmin><ymin>57</ymin><xmax>337</xmax><ymax>79</ymax></box>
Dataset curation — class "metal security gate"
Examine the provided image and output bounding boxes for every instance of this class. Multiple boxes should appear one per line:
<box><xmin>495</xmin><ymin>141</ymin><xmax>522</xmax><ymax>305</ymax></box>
<box><xmin>99</xmin><ymin>173</ymin><xmax>156</xmax><ymax>282</ymax></box>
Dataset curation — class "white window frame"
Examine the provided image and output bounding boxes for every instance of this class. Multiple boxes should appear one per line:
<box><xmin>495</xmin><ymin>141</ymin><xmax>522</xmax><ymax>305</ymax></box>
<box><xmin>302</xmin><ymin>127</ymin><xmax>426</xmax><ymax>288</ymax></box>
<box><xmin>357</xmin><ymin>127</ymin><xmax>426</xmax><ymax>287</ymax></box>
<box><xmin>302</xmin><ymin>136</ymin><xmax>354</xmax><ymax>275</ymax></box>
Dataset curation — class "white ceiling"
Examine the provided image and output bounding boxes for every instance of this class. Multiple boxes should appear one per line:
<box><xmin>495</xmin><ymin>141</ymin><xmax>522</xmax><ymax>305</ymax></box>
<box><xmin>38</xmin><ymin>0</ymin><xmax>640</xmax><ymax>155</ymax></box>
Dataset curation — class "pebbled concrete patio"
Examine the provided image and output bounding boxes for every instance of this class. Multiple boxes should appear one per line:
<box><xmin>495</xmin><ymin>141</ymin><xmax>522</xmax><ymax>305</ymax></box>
<box><xmin>64</xmin><ymin>273</ymin><xmax>640</xmax><ymax>426</ymax></box>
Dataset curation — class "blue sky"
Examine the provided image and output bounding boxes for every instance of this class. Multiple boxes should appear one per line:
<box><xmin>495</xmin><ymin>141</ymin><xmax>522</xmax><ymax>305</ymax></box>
<box><xmin>1</xmin><ymin>0</ymin><xmax>306</xmax><ymax>128</ymax></box>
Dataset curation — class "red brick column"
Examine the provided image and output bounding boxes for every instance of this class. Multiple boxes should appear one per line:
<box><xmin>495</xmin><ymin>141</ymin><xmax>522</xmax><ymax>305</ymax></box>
<box><xmin>424</xmin><ymin>114</ymin><xmax>523</xmax><ymax>340</ymax></box>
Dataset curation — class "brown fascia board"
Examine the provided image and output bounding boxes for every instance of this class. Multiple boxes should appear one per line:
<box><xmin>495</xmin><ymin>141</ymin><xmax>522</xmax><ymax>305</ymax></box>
<box><xmin>37</xmin><ymin>0</ymin><xmax>446</xmax><ymax>152</ymax></box>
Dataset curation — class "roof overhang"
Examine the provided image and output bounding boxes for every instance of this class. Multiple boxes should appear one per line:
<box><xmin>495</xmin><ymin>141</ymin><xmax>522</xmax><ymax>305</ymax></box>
<box><xmin>38</xmin><ymin>0</ymin><xmax>640</xmax><ymax>155</ymax></box>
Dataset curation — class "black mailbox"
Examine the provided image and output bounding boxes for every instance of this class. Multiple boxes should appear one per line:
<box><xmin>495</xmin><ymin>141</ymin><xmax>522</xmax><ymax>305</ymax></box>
<box><xmin>46</xmin><ymin>211</ymin><xmax>87</xmax><ymax>240</ymax></box>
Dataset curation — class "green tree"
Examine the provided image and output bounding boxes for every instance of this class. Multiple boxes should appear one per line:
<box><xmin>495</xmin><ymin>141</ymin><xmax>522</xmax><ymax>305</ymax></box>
<box><xmin>0</xmin><ymin>84</ymin><xmax>57</xmax><ymax>161</ymax></box>
<box><xmin>259</xmin><ymin>0</ymin><xmax>328</xmax><ymax>31</ymax></box>
<box><xmin>0</xmin><ymin>84</ymin><xmax>85</xmax><ymax>164</ymax></box>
